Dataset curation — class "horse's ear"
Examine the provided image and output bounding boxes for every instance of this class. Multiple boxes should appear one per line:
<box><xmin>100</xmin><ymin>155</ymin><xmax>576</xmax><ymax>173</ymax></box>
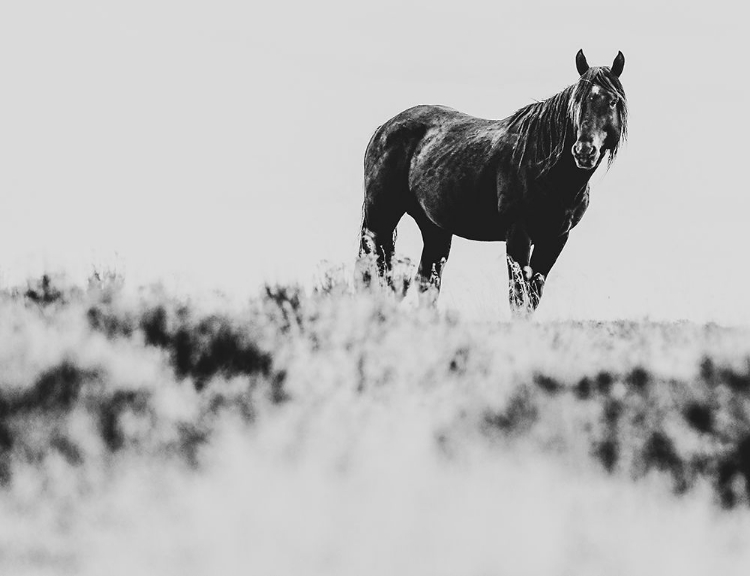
<box><xmin>576</xmin><ymin>49</ymin><xmax>589</xmax><ymax>76</ymax></box>
<box><xmin>611</xmin><ymin>51</ymin><xmax>625</xmax><ymax>77</ymax></box>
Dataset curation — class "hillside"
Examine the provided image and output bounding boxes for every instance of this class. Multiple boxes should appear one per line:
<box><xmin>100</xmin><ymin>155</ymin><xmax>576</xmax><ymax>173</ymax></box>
<box><xmin>2</xmin><ymin>274</ymin><xmax>750</xmax><ymax>575</ymax></box>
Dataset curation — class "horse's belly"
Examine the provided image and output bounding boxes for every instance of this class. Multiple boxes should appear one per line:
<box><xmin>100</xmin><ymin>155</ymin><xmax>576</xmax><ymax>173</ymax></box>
<box><xmin>416</xmin><ymin>196</ymin><xmax>508</xmax><ymax>241</ymax></box>
<box><xmin>448</xmin><ymin>214</ymin><xmax>507</xmax><ymax>241</ymax></box>
<box><xmin>408</xmin><ymin>120</ymin><xmax>511</xmax><ymax>241</ymax></box>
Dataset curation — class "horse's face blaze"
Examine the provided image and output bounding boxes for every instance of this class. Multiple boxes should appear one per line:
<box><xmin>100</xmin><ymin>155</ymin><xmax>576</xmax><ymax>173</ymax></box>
<box><xmin>572</xmin><ymin>85</ymin><xmax>622</xmax><ymax>170</ymax></box>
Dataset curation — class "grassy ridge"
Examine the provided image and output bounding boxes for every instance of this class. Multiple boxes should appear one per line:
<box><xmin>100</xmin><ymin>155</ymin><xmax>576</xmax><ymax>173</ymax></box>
<box><xmin>2</xmin><ymin>274</ymin><xmax>750</xmax><ymax>574</ymax></box>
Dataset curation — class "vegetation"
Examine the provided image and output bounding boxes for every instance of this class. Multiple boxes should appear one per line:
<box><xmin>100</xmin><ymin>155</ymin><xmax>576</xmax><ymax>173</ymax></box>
<box><xmin>2</xmin><ymin>272</ymin><xmax>750</xmax><ymax>574</ymax></box>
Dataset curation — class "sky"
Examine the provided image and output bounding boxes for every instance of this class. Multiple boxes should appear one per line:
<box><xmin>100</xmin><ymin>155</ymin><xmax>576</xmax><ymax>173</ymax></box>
<box><xmin>0</xmin><ymin>1</ymin><xmax>747</xmax><ymax>322</ymax></box>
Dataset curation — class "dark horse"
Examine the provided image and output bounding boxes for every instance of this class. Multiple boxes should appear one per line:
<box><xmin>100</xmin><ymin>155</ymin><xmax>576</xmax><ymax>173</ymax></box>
<box><xmin>358</xmin><ymin>50</ymin><xmax>627</xmax><ymax>315</ymax></box>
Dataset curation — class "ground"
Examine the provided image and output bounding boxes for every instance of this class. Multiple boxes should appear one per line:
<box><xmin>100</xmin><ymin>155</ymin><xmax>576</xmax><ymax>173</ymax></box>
<box><xmin>2</xmin><ymin>273</ymin><xmax>750</xmax><ymax>575</ymax></box>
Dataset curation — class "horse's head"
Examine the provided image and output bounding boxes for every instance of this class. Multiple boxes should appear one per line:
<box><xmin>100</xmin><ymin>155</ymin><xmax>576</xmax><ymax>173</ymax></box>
<box><xmin>570</xmin><ymin>50</ymin><xmax>627</xmax><ymax>170</ymax></box>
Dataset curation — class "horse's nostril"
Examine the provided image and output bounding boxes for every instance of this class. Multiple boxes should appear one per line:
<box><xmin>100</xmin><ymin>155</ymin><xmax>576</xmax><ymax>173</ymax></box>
<box><xmin>573</xmin><ymin>143</ymin><xmax>597</xmax><ymax>159</ymax></box>
<box><xmin>580</xmin><ymin>147</ymin><xmax>596</xmax><ymax>159</ymax></box>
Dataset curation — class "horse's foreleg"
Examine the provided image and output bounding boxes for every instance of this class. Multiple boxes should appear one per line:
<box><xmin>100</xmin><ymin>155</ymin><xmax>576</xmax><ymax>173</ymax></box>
<box><xmin>527</xmin><ymin>232</ymin><xmax>570</xmax><ymax>307</ymax></box>
<box><xmin>529</xmin><ymin>233</ymin><xmax>569</xmax><ymax>278</ymax></box>
<box><xmin>506</xmin><ymin>225</ymin><xmax>533</xmax><ymax>317</ymax></box>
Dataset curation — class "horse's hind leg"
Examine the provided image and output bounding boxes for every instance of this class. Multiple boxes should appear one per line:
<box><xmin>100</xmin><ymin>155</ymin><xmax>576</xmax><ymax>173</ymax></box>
<box><xmin>413</xmin><ymin>211</ymin><xmax>452</xmax><ymax>304</ymax></box>
<box><xmin>358</xmin><ymin>118</ymin><xmax>426</xmax><ymax>292</ymax></box>
<box><xmin>358</xmin><ymin>222</ymin><xmax>396</xmax><ymax>287</ymax></box>
<box><xmin>358</xmin><ymin>199</ymin><xmax>405</xmax><ymax>291</ymax></box>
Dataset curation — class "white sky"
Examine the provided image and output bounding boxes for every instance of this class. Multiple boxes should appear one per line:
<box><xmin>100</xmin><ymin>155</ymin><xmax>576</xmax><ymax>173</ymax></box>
<box><xmin>0</xmin><ymin>1</ymin><xmax>746</xmax><ymax>322</ymax></box>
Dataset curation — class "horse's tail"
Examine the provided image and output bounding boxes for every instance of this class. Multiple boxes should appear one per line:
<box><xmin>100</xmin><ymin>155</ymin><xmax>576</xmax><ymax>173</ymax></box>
<box><xmin>359</xmin><ymin>124</ymin><xmax>385</xmax><ymax>238</ymax></box>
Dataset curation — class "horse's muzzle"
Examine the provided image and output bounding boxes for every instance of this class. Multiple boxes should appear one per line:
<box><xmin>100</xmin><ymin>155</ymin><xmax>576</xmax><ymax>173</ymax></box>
<box><xmin>572</xmin><ymin>144</ymin><xmax>598</xmax><ymax>170</ymax></box>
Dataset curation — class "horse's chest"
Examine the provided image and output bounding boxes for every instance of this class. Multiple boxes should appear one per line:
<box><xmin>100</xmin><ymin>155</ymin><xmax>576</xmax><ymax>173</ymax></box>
<box><xmin>525</xmin><ymin>191</ymin><xmax>587</xmax><ymax>239</ymax></box>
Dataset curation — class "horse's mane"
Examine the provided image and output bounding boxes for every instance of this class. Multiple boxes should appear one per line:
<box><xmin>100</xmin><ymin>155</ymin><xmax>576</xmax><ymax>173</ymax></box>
<box><xmin>508</xmin><ymin>67</ymin><xmax>628</xmax><ymax>176</ymax></box>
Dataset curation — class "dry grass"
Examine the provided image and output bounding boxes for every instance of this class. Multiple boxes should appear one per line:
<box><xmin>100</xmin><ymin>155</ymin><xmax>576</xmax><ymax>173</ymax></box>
<box><xmin>1</xmin><ymin>273</ymin><xmax>750</xmax><ymax>575</ymax></box>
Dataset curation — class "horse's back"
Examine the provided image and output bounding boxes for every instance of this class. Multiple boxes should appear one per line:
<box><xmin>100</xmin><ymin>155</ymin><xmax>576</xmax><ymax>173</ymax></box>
<box><xmin>364</xmin><ymin>104</ymin><xmax>499</xmax><ymax>190</ymax></box>
<box><xmin>364</xmin><ymin>105</ymin><xmax>514</xmax><ymax>239</ymax></box>
<box><xmin>365</xmin><ymin>105</ymin><xmax>460</xmax><ymax>166</ymax></box>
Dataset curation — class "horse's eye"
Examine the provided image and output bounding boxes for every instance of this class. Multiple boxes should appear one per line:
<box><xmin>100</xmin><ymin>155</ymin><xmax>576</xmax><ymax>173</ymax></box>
<box><xmin>609</xmin><ymin>99</ymin><xmax>617</xmax><ymax>108</ymax></box>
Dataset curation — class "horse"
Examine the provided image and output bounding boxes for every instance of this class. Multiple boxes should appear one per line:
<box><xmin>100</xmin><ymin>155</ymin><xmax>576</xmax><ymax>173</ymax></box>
<box><xmin>357</xmin><ymin>50</ymin><xmax>627</xmax><ymax>316</ymax></box>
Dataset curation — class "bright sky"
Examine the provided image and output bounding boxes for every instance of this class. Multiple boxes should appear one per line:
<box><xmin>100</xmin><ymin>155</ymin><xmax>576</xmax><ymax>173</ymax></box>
<box><xmin>0</xmin><ymin>1</ymin><xmax>746</xmax><ymax>322</ymax></box>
